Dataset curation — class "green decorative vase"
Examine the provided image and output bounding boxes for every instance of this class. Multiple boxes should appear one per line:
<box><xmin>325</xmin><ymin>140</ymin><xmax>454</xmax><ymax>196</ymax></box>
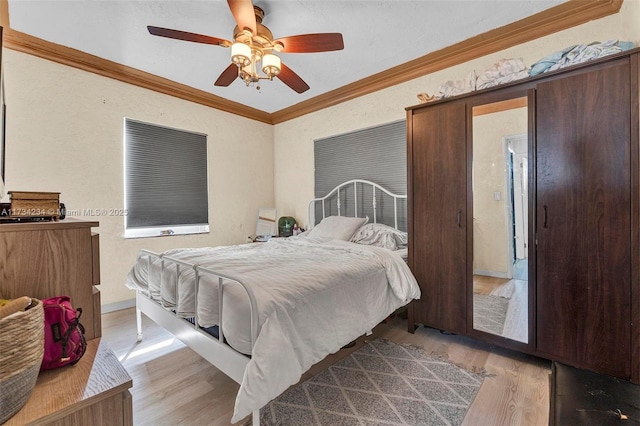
<box><xmin>278</xmin><ymin>216</ymin><xmax>297</xmax><ymax>237</ymax></box>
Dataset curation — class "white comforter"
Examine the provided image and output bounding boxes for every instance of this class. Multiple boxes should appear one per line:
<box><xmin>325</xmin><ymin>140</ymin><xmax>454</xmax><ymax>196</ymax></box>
<box><xmin>126</xmin><ymin>236</ymin><xmax>420</xmax><ymax>422</ymax></box>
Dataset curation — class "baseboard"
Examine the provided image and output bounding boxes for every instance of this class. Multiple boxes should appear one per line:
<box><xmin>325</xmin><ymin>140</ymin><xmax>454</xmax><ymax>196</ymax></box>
<box><xmin>102</xmin><ymin>298</ymin><xmax>136</xmax><ymax>313</ymax></box>
<box><xmin>473</xmin><ymin>269</ymin><xmax>509</xmax><ymax>279</ymax></box>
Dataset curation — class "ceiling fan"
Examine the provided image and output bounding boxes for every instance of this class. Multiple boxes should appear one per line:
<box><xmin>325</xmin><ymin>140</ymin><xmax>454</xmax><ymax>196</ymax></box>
<box><xmin>147</xmin><ymin>0</ymin><xmax>344</xmax><ymax>94</ymax></box>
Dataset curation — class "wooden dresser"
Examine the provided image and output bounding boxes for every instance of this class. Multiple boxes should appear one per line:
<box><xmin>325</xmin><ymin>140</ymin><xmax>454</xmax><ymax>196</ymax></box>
<box><xmin>5</xmin><ymin>339</ymin><xmax>133</xmax><ymax>426</ymax></box>
<box><xmin>0</xmin><ymin>219</ymin><xmax>101</xmax><ymax>339</ymax></box>
<box><xmin>0</xmin><ymin>219</ymin><xmax>134</xmax><ymax>424</ymax></box>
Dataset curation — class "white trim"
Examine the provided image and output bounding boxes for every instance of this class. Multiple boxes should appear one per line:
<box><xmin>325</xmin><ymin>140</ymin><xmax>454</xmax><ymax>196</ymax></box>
<box><xmin>473</xmin><ymin>269</ymin><xmax>509</xmax><ymax>279</ymax></box>
<box><xmin>124</xmin><ymin>224</ymin><xmax>209</xmax><ymax>239</ymax></box>
<box><xmin>504</xmin><ymin>133</ymin><xmax>528</xmax><ymax>263</ymax></box>
<box><xmin>502</xmin><ymin>137</ymin><xmax>515</xmax><ymax>280</ymax></box>
<box><xmin>102</xmin><ymin>298</ymin><xmax>136</xmax><ymax>313</ymax></box>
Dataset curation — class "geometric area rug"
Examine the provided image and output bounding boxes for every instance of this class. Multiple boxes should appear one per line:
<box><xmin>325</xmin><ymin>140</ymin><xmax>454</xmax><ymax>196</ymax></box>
<box><xmin>473</xmin><ymin>293</ymin><xmax>510</xmax><ymax>336</ymax></box>
<box><xmin>260</xmin><ymin>339</ymin><xmax>487</xmax><ymax>425</ymax></box>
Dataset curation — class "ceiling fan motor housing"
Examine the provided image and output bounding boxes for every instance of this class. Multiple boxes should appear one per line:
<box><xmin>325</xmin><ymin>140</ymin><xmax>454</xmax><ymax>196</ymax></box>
<box><xmin>233</xmin><ymin>6</ymin><xmax>280</xmax><ymax>52</ymax></box>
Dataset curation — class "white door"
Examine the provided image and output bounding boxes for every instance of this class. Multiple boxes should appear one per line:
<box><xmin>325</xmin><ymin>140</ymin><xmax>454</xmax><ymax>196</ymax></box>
<box><xmin>512</xmin><ymin>154</ymin><xmax>528</xmax><ymax>259</ymax></box>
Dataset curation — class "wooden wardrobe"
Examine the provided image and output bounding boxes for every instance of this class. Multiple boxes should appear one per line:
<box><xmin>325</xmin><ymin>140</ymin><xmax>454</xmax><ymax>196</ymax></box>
<box><xmin>406</xmin><ymin>48</ymin><xmax>640</xmax><ymax>382</ymax></box>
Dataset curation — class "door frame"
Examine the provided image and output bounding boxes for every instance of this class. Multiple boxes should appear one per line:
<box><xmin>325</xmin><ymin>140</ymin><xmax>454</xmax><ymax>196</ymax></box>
<box><xmin>504</xmin><ymin>133</ymin><xmax>528</xmax><ymax>277</ymax></box>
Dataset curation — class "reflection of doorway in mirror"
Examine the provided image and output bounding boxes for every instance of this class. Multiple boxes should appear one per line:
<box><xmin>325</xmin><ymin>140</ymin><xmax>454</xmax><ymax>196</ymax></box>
<box><xmin>473</xmin><ymin>133</ymin><xmax>529</xmax><ymax>344</ymax></box>
<box><xmin>472</xmin><ymin>99</ymin><xmax>528</xmax><ymax>344</ymax></box>
<box><xmin>505</xmin><ymin>134</ymin><xmax>528</xmax><ymax>281</ymax></box>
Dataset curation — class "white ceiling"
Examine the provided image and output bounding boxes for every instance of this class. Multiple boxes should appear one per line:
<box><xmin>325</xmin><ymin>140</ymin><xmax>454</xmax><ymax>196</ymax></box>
<box><xmin>8</xmin><ymin>0</ymin><xmax>565</xmax><ymax>114</ymax></box>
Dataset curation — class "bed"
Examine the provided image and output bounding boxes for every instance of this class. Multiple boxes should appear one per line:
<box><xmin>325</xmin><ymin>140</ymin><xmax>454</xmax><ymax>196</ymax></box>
<box><xmin>126</xmin><ymin>179</ymin><xmax>421</xmax><ymax>424</ymax></box>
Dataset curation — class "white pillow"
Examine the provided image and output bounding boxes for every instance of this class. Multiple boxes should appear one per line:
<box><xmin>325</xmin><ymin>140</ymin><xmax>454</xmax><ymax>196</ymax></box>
<box><xmin>307</xmin><ymin>216</ymin><xmax>369</xmax><ymax>241</ymax></box>
<box><xmin>350</xmin><ymin>223</ymin><xmax>408</xmax><ymax>251</ymax></box>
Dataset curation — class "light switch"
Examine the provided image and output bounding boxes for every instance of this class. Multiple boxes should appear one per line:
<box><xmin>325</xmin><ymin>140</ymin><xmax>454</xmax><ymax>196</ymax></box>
<box><xmin>494</xmin><ymin>191</ymin><xmax>501</xmax><ymax>201</ymax></box>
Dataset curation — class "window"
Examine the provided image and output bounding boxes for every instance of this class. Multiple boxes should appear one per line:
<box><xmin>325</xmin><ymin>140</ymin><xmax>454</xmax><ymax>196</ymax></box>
<box><xmin>314</xmin><ymin>120</ymin><xmax>407</xmax><ymax>230</ymax></box>
<box><xmin>124</xmin><ymin>119</ymin><xmax>209</xmax><ymax>238</ymax></box>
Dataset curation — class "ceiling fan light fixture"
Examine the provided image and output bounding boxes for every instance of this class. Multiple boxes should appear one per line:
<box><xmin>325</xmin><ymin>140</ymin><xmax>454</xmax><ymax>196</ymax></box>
<box><xmin>147</xmin><ymin>1</ymin><xmax>342</xmax><ymax>94</ymax></box>
<box><xmin>231</xmin><ymin>42</ymin><xmax>251</xmax><ymax>67</ymax></box>
<box><xmin>262</xmin><ymin>53</ymin><xmax>281</xmax><ymax>78</ymax></box>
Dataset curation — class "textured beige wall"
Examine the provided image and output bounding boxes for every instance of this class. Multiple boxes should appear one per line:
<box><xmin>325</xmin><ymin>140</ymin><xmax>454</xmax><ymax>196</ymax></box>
<box><xmin>2</xmin><ymin>50</ymin><xmax>274</xmax><ymax>306</ymax></box>
<box><xmin>472</xmin><ymin>107</ymin><xmax>527</xmax><ymax>275</ymax></box>
<box><xmin>273</xmin><ymin>0</ymin><xmax>640</xmax><ymax>229</ymax></box>
<box><xmin>3</xmin><ymin>1</ymin><xmax>639</xmax><ymax>307</ymax></box>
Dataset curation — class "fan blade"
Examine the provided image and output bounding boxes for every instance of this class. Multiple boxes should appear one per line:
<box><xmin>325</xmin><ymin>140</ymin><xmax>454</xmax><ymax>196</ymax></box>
<box><xmin>277</xmin><ymin>63</ymin><xmax>310</xmax><ymax>94</ymax></box>
<box><xmin>148</xmin><ymin>26</ymin><xmax>231</xmax><ymax>46</ymax></box>
<box><xmin>227</xmin><ymin>0</ymin><xmax>257</xmax><ymax>35</ymax></box>
<box><xmin>274</xmin><ymin>33</ymin><xmax>344</xmax><ymax>53</ymax></box>
<box><xmin>214</xmin><ymin>64</ymin><xmax>239</xmax><ymax>87</ymax></box>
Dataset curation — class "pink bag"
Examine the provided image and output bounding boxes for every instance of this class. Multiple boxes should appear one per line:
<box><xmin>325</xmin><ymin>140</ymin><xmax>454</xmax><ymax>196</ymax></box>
<box><xmin>40</xmin><ymin>296</ymin><xmax>87</xmax><ymax>370</ymax></box>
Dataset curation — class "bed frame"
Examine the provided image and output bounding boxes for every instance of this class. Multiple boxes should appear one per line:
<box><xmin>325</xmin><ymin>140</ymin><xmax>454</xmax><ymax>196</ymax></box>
<box><xmin>308</xmin><ymin>178</ymin><xmax>407</xmax><ymax>230</ymax></box>
<box><xmin>133</xmin><ymin>179</ymin><xmax>407</xmax><ymax>425</ymax></box>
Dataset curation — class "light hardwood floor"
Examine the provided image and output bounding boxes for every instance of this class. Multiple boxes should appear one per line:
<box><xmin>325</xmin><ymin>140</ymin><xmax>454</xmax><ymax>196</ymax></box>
<box><xmin>473</xmin><ymin>275</ymin><xmax>513</xmax><ymax>296</ymax></box>
<box><xmin>101</xmin><ymin>308</ymin><xmax>550</xmax><ymax>425</ymax></box>
<box><xmin>473</xmin><ymin>275</ymin><xmax>529</xmax><ymax>343</ymax></box>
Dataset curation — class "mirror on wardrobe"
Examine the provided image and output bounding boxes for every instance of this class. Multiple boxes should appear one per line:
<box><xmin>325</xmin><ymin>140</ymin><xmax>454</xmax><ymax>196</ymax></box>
<box><xmin>472</xmin><ymin>96</ymin><xmax>529</xmax><ymax>344</ymax></box>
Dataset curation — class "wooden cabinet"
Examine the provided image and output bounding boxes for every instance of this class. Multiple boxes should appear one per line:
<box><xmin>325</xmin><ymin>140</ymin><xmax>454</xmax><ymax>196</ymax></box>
<box><xmin>5</xmin><ymin>339</ymin><xmax>133</xmax><ymax>426</ymax></box>
<box><xmin>406</xmin><ymin>48</ymin><xmax>640</xmax><ymax>381</ymax></box>
<box><xmin>0</xmin><ymin>219</ymin><xmax>101</xmax><ymax>339</ymax></box>
<box><xmin>0</xmin><ymin>221</ymin><xmax>132</xmax><ymax>424</ymax></box>
<box><xmin>408</xmin><ymin>101</ymin><xmax>468</xmax><ymax>334</ymax></box>
<box><xmin>535</xmin><ymin>59</ymin><xmax>632</xmax><ymax>378</ymax></box>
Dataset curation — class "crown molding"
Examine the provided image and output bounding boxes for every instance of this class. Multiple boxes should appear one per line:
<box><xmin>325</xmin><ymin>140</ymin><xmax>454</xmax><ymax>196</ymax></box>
<box><xmin>0</xmin><ymin>0</ymin><xmax>9</xmax><ymax>28</ymax></box>
<box><xmin>271</xmin><ymin>0</ymin><xmax>624</xmax><ymax>123</ymax></box>
<box><xmin>1</xmin><ymin>0</ymin><xmax>623</xmax><ymax>125</ymax></box>
<box><xmin>2</xmin><ymin>28</ymin><xmax>272</xmax><ymax>124</ymax></box>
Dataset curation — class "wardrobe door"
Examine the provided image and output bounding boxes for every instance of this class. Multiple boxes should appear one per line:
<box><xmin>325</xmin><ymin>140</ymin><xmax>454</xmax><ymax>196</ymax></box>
<box><xmin>408</xmin><ymin>101</ymin><xmax>467</xmax><ymax>334</ymax></box>
<box><xmin>536</xmin><ymin>59</ymin><xmax>631</xmax><ymax>378</ymax></box>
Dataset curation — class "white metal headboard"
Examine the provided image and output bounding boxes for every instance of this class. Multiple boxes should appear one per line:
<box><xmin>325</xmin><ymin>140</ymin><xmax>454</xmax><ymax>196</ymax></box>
<box><xmin>308</xmin><ymin>179</ymin><xmax>407</xmax><ymax>230</ymax></box>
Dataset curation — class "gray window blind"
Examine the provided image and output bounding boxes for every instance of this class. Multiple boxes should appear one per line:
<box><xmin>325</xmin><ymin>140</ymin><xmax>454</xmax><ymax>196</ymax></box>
<box><xmin>125</xmin><ymin>119</ymin><xmax>208</xmax><ymax>231</ymax></box>
<box><xmin>314</xmin><ymin>120</ymin><xmax>407</xmax><ymax>230</ymax></box>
